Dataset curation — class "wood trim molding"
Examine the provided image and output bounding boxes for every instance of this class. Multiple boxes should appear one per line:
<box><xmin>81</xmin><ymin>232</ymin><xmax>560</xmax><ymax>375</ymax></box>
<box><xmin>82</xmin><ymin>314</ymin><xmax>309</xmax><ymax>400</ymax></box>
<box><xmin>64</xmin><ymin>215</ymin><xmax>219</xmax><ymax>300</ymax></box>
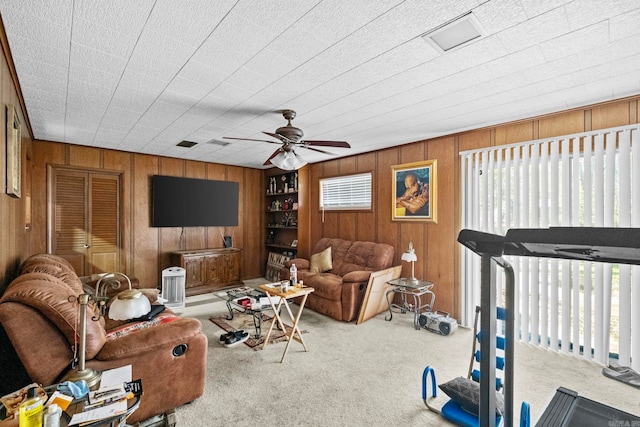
<box><xmin>0</xmin><ymin>13</ymin><xmax>33</xmax><ymax>139</ymax></box>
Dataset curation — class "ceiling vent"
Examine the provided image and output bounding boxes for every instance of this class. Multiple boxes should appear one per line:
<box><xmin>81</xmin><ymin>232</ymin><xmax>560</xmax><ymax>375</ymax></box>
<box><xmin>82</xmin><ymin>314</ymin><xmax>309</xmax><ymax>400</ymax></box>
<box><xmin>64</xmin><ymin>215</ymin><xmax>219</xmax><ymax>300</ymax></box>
<box><xmin>177</xmin><ymin>140</ymin><xmax>198</xmax><ymax>148</ymax></box>
<box><xmin>422</xmin><ymin>12</ymin><xmax>484</xmax><ymax>53</ymax></box>
<box><xmin>206</xmin><ymin>139</ymin><xmax>231</xmax><ymax>147</ymax></box>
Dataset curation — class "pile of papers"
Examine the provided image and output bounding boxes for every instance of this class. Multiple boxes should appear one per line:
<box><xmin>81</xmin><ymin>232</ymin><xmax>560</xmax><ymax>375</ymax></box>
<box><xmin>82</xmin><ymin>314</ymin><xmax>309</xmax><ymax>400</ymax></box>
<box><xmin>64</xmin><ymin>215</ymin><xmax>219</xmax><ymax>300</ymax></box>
<box><xmin>69</xmin><ymin>365</ymin><xmax>142</xmax><ymax>426</ymax></box>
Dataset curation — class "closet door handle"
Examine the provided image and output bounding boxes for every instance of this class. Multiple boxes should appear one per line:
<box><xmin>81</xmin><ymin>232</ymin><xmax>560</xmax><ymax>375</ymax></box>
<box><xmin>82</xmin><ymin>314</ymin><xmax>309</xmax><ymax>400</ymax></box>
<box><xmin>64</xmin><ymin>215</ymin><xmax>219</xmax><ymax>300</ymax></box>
<box><xmin>83</xmin><ymin>244</ymin><xmax>90</xmax><ymax>248</ymax></box>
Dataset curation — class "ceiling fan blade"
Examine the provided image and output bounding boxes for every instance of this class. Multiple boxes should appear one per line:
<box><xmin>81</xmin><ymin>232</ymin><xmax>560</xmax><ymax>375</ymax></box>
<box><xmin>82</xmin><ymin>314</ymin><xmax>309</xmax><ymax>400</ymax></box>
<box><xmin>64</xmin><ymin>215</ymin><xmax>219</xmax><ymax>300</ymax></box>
<box><xmin>300</xmin><ymin>145</ymin><xmax>333</xmax><ymax>155</ymax></box>
<box><xmin>223</xmin><ymin>136</ymin><xmax>280</xmax><ymax>145</ymax></box>
<box><xmin>304</xmin><ymin>140</ymin><xmax>351</xmax><ymax>148</ymax></box>
<box><xmin>263</xmin><ymin>148</ymin><xmax>282</xmax><ymax>166</ymax></box>
<box><xmin>262</xmin><ymin>131</ymin><xmax>292</xmax><ymax>143</ymax></box>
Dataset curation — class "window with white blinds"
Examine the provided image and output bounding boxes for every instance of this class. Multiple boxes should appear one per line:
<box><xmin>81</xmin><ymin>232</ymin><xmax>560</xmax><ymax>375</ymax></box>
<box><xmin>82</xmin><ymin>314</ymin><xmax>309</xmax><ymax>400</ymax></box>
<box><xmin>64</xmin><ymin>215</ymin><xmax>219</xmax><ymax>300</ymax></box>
<box><xmin>320</xmin><ymin>172</ymin><xmax>372</xmax><ymax>210</ymax></box>
<box><xmin>460</xmin><ymin>123</ymin><xmax>640</xmax><ymax>370</ymax></box>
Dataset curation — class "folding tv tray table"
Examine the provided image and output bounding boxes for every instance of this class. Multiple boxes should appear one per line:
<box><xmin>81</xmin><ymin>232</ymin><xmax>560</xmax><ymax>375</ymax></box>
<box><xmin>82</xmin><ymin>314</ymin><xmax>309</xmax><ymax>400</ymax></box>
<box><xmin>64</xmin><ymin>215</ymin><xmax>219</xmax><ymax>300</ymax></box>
<box><xmin>258</xmin><ymin>283</ymin><xmax>314</xmax><ymax>363</ymax></box>
<box><xmin>457</xmin><ymin>227</ymin><xmax>640</xmax><ymax>427</ymax></box>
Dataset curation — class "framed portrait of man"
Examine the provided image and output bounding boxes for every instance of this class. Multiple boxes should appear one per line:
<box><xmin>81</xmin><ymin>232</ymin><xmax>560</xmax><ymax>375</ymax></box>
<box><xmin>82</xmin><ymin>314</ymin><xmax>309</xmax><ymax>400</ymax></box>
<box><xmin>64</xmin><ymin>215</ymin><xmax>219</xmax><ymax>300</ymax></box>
<box><xmin>391</xmin><ymin>160</ymin><xmax>437</xmax><ymax>222</ymax></box>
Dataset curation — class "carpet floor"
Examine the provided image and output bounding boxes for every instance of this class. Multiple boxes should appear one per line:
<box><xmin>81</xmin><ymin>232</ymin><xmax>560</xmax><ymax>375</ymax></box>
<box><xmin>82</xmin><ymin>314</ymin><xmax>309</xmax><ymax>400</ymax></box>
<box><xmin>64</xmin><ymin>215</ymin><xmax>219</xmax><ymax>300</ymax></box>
<box><xmin>172</xmin><ymin>281</ymin><xmax>640</xmax><ymax>426</ymax></box>
<box><xmin>209</xmin><ymin>313</ymin><xmax>305</xmax><ymax>349</ymax></box>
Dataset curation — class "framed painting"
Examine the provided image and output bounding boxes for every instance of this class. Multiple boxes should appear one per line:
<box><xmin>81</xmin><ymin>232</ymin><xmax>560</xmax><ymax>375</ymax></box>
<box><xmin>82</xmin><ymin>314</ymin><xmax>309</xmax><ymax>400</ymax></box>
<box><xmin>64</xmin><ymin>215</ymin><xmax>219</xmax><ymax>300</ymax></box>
<box><xmin>6</xmin><ymin>104</ymin><xmax>21</xmax><ymax>198</ymax></box>
<box><xmin>357</xmin><ymin>265</ymin><xmax>402</xmax><ymax>325</ymax></box>
<box><xmin>392</xmin><ymin>159</ymin><xmax>437</xmax><ymax>222</ymax></box>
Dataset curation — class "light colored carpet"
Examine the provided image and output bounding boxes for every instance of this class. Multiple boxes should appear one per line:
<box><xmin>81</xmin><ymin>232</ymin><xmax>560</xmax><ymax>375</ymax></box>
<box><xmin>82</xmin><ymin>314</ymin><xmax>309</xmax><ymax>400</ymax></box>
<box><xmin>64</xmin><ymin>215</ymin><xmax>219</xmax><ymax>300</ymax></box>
<box><xmin>172</xmin><ymin>280</ymin><xmax>639</xmax><ymax>426</ymax></box>
<box><xmin>209</xmin><ymin>313</ymin><xmax>305</xmax><ymax>349</ymax></box>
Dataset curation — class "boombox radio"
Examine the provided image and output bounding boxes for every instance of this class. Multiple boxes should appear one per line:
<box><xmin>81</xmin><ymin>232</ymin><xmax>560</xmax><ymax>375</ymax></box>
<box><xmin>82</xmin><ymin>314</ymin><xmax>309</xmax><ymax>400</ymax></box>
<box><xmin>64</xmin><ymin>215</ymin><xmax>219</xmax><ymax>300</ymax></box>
<box><xmin>419</xmin><ymin>311</ymin><xmax>458</xmax><ymax>335</ymax></box>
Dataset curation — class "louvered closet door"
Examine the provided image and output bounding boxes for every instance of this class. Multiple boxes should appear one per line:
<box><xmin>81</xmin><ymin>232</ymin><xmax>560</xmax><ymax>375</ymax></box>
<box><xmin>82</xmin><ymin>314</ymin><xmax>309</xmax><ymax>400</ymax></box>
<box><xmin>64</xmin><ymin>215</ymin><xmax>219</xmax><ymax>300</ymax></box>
<box><xmin>87</xmin><ymin>174</ymin><xmax>120</xmax><ymax>274</ymax></box>
<box><xmin>49</xmin><ymin>167</ymin><xmax>121</xmax><ymax>276</ymax></box>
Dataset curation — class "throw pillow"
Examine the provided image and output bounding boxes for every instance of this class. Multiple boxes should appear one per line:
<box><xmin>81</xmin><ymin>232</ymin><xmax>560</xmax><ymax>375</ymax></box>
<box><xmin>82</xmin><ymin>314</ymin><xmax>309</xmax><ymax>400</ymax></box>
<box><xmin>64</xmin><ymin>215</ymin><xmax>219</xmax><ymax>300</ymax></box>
<box><xmin>310</xmin><ymin>247</ymin><xmax>332</xmax><ymax>273</ymax></box>
<box><xmin>439</xmin><ymin>376</ymin><xmax>504</xmax><ymax>417</ymax></box>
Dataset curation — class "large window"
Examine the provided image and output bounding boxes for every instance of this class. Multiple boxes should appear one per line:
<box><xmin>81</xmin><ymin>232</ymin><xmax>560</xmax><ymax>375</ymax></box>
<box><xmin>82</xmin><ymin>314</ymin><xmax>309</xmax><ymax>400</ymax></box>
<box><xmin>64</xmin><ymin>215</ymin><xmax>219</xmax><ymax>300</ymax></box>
<box><xmin>320</xmin><ymin>172</ymin><xmax>372</xmax><ymax>211</ymax></box>
<box><xmin>460</xmin><ymin>124</ymin><xmax>640</xmax><ymax>371</ymax></box>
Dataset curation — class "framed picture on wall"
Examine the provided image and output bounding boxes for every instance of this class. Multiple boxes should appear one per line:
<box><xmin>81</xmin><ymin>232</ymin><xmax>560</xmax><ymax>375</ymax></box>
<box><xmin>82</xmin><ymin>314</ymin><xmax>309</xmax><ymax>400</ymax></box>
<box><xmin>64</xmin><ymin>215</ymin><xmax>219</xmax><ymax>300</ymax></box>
<box><xmin>6</xmin><ymin>104</ymin><xmax>21</xmax><ymax>198</ymax></box>
<box><xmin>391</xmin><ymin>159</ymin><xmax>437</xmax><ymax>222</ymax></box>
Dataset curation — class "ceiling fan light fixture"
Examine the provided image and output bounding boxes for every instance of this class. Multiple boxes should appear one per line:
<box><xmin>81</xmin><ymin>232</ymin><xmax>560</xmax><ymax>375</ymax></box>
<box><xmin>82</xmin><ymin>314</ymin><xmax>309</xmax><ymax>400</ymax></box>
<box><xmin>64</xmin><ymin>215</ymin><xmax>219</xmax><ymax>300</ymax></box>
<box><xmin>269</xmin><ymin>151</ymin><xmax>287</xmax><ymax>169</ymax></box>
<box><xmin>225</xmin><ymin>109</ymin><xmax>348</xmax><ymax>167</ymax></box>
<box><xmin>270</xmin><ymin>150</ymin><xmax>306</xmax><ymax>170</ymax></box>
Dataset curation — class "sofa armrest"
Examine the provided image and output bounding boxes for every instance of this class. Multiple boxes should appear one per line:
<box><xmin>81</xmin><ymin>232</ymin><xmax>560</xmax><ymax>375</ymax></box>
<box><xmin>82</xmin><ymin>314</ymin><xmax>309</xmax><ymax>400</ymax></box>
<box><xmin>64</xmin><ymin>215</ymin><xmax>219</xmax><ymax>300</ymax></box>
<box><xmin>97</xmin><ymin>317</ymin><xmax>203</xmax><ymax>360</ymax></box>
<box><xmin>285</xmin><ymin>258</ymin><xmax>310</xmax><ymax>270</ymax></box>
<box><xmin>342</xmin><ymin>270</ymin><xmax>373</xmax><ymax>283</ymax></box>
<box><xmin>282</xmin><ymin>258</ymin><xmax>310</xmax><ymax>279</ymax></box>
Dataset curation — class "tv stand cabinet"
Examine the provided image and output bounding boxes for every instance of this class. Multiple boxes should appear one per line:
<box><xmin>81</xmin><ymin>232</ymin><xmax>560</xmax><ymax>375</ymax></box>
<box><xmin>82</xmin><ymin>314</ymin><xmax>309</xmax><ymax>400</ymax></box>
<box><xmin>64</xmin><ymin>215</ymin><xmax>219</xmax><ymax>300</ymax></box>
<box><xmin>170</xmin><ymin>248</ymin><xmax>242</xmax><ymax>296</ymax></box>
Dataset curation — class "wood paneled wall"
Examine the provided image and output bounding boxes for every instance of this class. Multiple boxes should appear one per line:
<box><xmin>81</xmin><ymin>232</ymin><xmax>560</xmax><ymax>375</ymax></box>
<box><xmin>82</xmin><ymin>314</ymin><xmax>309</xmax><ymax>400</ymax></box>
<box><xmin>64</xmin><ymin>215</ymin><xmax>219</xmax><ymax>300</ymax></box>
<box><xmin>0</xmin><ymin>25</ymin><xmax>31</xmax><ymax>292</ymax></box>
<box><xmin>302</xmin><ymin>96</ymin><xmax>640</xmax><ymax>319</ymax></box>
<box><xmin>303</xmin><ymin>138</ymin><xmax>459</xmax><ymax>317</ymax></box>
<box><xmin>28</xmin><ymin>142</ymin><xmax>265</xmax><ymax>288</ymax></box>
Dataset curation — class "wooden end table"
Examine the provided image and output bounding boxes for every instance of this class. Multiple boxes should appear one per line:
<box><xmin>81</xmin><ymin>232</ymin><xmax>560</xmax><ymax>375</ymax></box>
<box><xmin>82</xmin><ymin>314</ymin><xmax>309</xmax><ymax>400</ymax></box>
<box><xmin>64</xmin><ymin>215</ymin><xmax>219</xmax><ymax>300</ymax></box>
<box><xmin>258</xmin><ymin>284</ymin><xmax>314</xmax><ymax>363</ymax></box>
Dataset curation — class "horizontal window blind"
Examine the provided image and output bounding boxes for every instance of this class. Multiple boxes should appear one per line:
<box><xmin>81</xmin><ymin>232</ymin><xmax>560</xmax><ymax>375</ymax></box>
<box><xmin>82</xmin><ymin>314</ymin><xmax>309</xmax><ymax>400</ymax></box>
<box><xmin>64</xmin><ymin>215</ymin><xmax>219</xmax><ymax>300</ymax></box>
<box><xmin>320</xmin><ymin>172</ymin><xmax>372</xmax><ymax>210</ymax></box>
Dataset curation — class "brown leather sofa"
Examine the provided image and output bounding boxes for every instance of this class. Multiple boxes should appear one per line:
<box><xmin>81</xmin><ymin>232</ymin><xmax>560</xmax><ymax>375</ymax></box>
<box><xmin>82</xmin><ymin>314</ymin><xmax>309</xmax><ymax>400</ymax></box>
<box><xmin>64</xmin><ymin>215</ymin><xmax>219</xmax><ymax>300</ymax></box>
<box><xmin>282</xmin><ymin>238</ymin><xmax>395</xmax><ymax>321</ymax></box>
<box><xmin>0</xmin><ymin>254</ymin><xmax>207</xmax><ymax>423</ymax></box>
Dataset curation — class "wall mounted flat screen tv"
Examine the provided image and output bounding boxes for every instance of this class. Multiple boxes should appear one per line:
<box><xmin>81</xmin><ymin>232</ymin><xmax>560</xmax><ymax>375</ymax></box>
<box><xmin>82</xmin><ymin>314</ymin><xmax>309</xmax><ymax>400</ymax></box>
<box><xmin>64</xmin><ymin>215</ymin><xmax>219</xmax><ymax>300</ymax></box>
<box><xmin>152</xmin><ymin>175</ymin><xmax>239</xmax><ymax>227</ymax></box>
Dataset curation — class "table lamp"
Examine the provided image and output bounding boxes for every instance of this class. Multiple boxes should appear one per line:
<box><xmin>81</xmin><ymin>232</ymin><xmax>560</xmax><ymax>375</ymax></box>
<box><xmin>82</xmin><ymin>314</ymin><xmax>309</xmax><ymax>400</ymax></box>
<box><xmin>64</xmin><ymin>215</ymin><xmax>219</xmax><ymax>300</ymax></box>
<box><xmin>62</xmin><ymin>273</ymin><xmax>150</xmax><ymax>387</ymax></box>
<box><xmin>401</xmin><ymin>241</ymin><xmax>418</xmax><ymax>283</ymax></box>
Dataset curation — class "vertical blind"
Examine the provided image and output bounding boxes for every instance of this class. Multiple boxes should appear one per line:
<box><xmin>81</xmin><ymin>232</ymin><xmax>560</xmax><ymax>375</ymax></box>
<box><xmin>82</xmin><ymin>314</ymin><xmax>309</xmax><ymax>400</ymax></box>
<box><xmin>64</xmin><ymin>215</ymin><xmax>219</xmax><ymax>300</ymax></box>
<box><xmin>460</xmin><ymin>124</ymin><xmax>640</xmax><ymax>368</ymax></box>
<box><xmin>320</xmin><ymin>172</ymin><xmax>372</xmax><ymax>210</ymax></box>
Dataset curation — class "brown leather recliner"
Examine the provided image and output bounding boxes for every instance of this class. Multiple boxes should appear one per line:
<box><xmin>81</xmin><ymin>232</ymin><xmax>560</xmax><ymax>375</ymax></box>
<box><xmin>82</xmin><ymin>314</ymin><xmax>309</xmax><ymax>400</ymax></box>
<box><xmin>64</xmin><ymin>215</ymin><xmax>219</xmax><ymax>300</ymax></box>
<box><xmin>282</xmin><ymin>238</ymin><xmax>395</xmax><ymax>321</ymax></box>
<box><xmin>0</xmin><ymin>254</ymin><xmax>207</xmax><ymax>423</ymax></box>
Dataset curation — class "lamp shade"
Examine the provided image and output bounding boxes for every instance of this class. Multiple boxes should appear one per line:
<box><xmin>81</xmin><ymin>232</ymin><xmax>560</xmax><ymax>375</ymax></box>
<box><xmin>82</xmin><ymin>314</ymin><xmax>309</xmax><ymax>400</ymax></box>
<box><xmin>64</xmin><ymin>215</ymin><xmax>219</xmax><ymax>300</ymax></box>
<box><xmin>290</xmin><ymin>153</ymin><xmax>308</xmax><ymax>170</ymax></box>
<box><xmin>109</xmin><ymin>289</ymin><xmax>151</xmax><ymax>320</ymax></box>
<box><xmin>401</xmin><ymin>242</ymin><xmax>418</xmax><ymax>282</ymax></box>
<box><xmin>269</xmin><ymin>151</ymin><xmax>285</xmax><ymax>168</ymax></box>
<box><xmin>270</xmin><ymin>150</ymin><xmax>307</xmax><ymax>170</ymax></box>
<box><xmin>401</xmin><ymin>251</ymin><xmax>417</xmax><ymax>262</ymax></box>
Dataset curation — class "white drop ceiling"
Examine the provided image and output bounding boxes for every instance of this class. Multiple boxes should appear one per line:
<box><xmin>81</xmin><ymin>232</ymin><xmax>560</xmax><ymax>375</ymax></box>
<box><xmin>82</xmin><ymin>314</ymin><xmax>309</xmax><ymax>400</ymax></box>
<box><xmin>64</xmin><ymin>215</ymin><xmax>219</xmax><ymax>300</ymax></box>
<box><xmin>1</xmin><ymin>1</ymin><xmax>640</xmax><ymax>169</ymax></box>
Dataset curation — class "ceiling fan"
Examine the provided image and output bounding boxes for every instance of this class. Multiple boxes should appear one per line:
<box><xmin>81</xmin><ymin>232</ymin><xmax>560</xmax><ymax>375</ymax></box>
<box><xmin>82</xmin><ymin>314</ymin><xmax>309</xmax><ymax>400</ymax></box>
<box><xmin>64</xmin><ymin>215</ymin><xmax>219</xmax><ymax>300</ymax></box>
<box><xmin>223</xmin><ymin>109</ymin><xmax>351</xmax><ymax>170</ymax></box>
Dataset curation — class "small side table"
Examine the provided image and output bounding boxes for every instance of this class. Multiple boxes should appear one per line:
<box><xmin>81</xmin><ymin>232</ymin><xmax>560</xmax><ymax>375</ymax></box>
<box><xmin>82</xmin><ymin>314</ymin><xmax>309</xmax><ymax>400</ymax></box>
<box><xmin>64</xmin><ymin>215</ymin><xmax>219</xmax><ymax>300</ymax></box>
<box><xmin>0</xmin><ymin>389</ymin><xmax>139</xmax><ymax>427</ymax></box>
<box><xmin>215</xmin><ymin>287</ymin><xmax>272</xmax><ymax>338</ymax></box>
<box><xmin>385</xmin><ymin>278</ymin><xmax>435</xmax><ymax>330</ymax></box>
<box><xmin>258</xmin><ymin>284</ymin><xmax>314</xmax><ymax>363</ymax></box>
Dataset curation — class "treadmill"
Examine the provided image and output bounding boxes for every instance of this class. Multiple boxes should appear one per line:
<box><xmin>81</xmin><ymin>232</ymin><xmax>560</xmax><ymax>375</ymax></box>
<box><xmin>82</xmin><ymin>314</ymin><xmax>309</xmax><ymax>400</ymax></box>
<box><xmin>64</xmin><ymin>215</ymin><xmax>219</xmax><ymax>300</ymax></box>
<box><xmin>457</xmin><ymin>227</ymin><xmax>640</xmax><ymax>427</ymax></box>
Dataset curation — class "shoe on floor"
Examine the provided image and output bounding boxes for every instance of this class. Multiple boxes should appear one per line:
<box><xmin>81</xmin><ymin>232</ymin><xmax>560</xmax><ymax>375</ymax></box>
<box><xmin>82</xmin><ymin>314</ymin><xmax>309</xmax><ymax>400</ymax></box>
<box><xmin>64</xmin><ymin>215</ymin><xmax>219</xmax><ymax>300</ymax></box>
<box><xmin>224</xmin><ymin>331</ymin><xmax>249</xmax><ymax>347</ymax></box>
<box><xmin>219</xmin><ymin>330</ymin><xmax>244</xmax><ymax>342</ymax></box>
